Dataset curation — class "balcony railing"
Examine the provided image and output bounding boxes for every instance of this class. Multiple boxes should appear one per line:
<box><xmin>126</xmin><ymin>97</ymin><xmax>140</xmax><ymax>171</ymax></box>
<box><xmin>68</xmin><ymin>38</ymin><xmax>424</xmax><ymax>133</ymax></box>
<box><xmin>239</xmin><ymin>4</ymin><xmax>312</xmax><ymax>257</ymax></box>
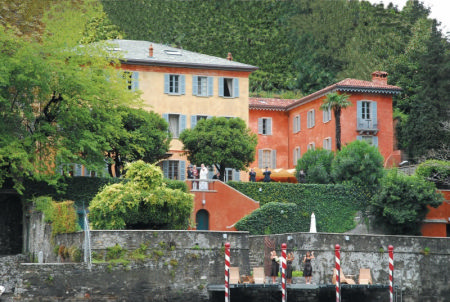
<box><xmin>357</xmin><ymin>119</ymin><xmax>378</xmax><ymax>132</ymax></box>
<box><xmin>187</xmin><ymin>179</ymin><xmax>218</xmax><ymax>191</ymax></box>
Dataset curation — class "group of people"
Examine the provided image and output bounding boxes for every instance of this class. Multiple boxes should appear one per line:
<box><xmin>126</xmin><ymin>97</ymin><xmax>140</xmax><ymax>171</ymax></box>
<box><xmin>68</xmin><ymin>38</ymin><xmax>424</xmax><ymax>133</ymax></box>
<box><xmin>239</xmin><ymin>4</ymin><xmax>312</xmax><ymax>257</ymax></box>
<box><xmin>248</xmin><ymin>167</ymin><xmax>272</xmax><ymax>182</ymax></box>
<box><xmin>187</xmin><ymin>164</ymin><xmax>209</xmax><ymax>190</ymax></box>
<box><xmin>270</xmin><ymin>249</ymin><xmax>315</xmax><ymax>284</ymax></box>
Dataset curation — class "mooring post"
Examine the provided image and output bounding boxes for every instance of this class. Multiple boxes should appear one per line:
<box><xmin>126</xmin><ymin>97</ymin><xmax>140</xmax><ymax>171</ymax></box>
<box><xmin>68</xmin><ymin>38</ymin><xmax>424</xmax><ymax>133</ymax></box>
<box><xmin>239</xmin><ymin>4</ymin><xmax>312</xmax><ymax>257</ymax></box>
<box><xmin>225</xmin><ymin>242</ymin><xmax>230</xmax><ymax>302</ymax></box>
<box><xmin>281</xmin><ymin>243</ymin><xmax>287</xmax><ymax>302</ymax></box>
<box><xmin>335</xmin><ymin>244</ymin><xmax>341</xmax><ymax>302</ymax></box>
<box><xmin>389</xmin><ymin>245</ymin><xmax>394</xmax><ymax>302</ymax></box>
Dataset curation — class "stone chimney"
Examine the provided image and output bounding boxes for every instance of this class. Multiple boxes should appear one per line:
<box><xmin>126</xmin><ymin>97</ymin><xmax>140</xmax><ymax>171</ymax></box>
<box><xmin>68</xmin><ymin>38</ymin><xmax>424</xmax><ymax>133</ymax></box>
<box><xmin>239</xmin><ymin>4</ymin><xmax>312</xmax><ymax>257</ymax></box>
<box><xmin>227</xmin><ymin>52</ymin><xmax>233</xmax><ymax>61</ymax></box>
<box><xmin>149</xmin><ymin>44</ymin><xmax>153</xmax><ymax>57</ymax></box>
<box><xmin>371</xmin><ymin>71</ymin><xmax>388</xmax><ymax>85</ymax></box>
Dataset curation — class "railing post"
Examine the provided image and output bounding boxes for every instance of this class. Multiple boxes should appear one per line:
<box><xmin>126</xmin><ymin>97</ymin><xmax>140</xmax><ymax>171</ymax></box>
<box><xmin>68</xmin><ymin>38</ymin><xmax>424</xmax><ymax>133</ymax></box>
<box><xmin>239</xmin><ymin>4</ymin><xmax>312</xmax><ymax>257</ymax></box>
<box><xmin>281</xmin><ymin>243</ymin><xmax>287</xmax><ymax>302</ymax></box>
<box><xmin>335</xmin><ymin>244</ymin><xmax>341</xmax><ymax>302</ymax></box>
<box><xmin>389</xmin><ymin>245</ymin><xmax>394</xmax><ymax>302</ymax></box>
<box><xmin>225</xmin><ymin>242</ymin><xmax>230</xmax><ymax>302</ymax></box>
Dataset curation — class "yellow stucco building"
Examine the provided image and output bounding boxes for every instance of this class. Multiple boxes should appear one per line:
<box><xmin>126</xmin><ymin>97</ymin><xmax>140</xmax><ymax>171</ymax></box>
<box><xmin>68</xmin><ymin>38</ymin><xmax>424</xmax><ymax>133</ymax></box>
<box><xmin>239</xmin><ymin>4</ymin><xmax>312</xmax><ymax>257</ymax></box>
<box><xmin>110</xmin><ymin>40</ymin><xmax>257</xmax><ymax>180</ymax></box>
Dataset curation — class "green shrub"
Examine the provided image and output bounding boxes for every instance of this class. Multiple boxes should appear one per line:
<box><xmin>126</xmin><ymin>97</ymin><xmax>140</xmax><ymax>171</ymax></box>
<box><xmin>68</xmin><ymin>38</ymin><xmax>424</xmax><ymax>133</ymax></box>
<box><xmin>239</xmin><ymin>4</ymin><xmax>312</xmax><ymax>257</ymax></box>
<box><xmin>415</xmin><ymin>160</ymin><xmax>450</xmax><ymax>188</ymax></box>
<box><xmin>296</xmin><ymin>148</ymin><xmax>334</xmax><ymax>184</ymax></box>
<box><xmin>33</xmin><ymin>196</ymin><xmax>55</xmax><ymax>223</ymax></box>
<box><xmin>106</xmin><ymin>244</ymin><xmax>126</xmax><ymax>260</ymax></box>
<box><xmin>89</xmin><ymin>161</ymin><xmax>193</xmax><ymax>230</ymax></box>
<box><xmin>51</xmin><ymin>201</ymin><xmax>79</xmax><ymax>235</ymax></box>
<box><xmin>370</xmin><ymin>169</ymin><xmax>444</xmax><ymax>235</ymax></box>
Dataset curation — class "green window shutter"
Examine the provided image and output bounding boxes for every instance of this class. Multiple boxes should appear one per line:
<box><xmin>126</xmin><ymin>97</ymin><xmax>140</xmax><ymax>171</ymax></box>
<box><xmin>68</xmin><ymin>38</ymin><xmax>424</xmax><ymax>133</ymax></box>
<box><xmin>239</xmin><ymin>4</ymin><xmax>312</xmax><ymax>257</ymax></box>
<box><xmin>293</xmin><ymin>117</ymin><xmax>297</xmax><ymax>133</ymax></box>
<box><xmin>233</xmin><ymin>78</ymin><xmax>239</xmax><ymax>98</ymax></box>
<box><xmin>208</xmin><ymin>77</ymin><xmax>213</xmax><ymax>96</ymax></box>
<box><xmin>131</xmin><ymin>71</ymin><xmax>139</xmax><ymax>91</ymax></box>
<box><xmin>271</xmin><ymin>150</ymin><xmax>277</xmax><ymax>169</ymax></box>
<box><xmin>219</xmin><ymin>77</ymin><xmax>224</xmax><ymax>97</ymax></box>
<box><xmin>191</xmin><ymin>115</ymin><xmax>197</xmax><ymax>129</ymax></box>
<box><xmin>164</xmin><ymin>74</ymin><xmax>169</xmax><ymax>94</ymax></box>
<box><xmin>192</xmin><ymin>76</ymin><xmax>198</xmax><ymax>96</ymax></box>
<box><xmin>268</xmin><ymin>118</ymin><xmax>272</xmax><ymax>135</ymax></box>
<box><xmin>180</xmin><ymin>75</ymin><xmax>186</xmax><ymax>95</ymax></box>
<box><xmin>258</xmin><ymin>149</ymin><xmax>263</xmax><ymax>168</ymax></box>
<box><xmin>257</xmin><ymin>118</ymin><xmax>262</xmax><ymax>134</ymax></box>
<box><xmin>179</xmin><ymin>161</ymin><xmax>186</xmax><ymax>180</ymax></box>
<box><xmin>357</xmin><ymin>135</ymin><xmax>362</xmax><ymax>141</ymax></box>
<box><xmin>162</xmin><ymin>113</ymin><xmax>169</xmax><ymax>123</ymax></box>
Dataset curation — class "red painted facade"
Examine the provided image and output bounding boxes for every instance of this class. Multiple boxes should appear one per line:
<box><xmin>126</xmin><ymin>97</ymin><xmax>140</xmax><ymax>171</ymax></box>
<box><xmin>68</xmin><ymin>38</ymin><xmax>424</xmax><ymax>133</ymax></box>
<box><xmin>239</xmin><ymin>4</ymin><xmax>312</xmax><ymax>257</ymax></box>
<box><xmin>249</xmin><ymin>72</ymin><xmax>402</xmax><ymax>170</ymax></box>
<box><xmin>421</xmin><ymin>190</ymin><xmax>450</xmax><ymax>237</ymax></box>
<box><xmin>187</xmin><ymin>180</ymin><xmax>259</xmax><ymax>231</ymax></box>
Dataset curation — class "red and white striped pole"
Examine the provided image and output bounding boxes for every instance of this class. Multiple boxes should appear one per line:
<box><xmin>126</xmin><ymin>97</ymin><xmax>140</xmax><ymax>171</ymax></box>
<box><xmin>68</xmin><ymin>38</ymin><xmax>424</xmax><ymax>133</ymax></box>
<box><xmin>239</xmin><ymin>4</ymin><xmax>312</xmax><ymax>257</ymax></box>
<box><xmin>225</xmin><ymin>242</ymin><xmax>230</xmax><ymax>302</ymax></box>
<box><xmin>389</xmin><ymin>245</ymin><xmax>394</xmax><ymax>302</ymax></box>
<box><xmin>281</xmin><ymin>243</ymin><xmax>287</xmax><ymax>302</ymax></box>
<box><xmin>335</xmin><ymin>244</ymin><xmax>341</xmax><ymax>302</ymax></box>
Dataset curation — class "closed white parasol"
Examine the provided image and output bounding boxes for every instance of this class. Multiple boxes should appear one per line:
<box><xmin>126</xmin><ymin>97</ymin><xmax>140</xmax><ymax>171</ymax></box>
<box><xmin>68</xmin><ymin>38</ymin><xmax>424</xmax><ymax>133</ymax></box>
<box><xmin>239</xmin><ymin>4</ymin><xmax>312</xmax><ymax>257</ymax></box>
<box><xmin>309</xmin><ymin>212</ymin><xmax>317</xmax><ymax>233</ymax></box>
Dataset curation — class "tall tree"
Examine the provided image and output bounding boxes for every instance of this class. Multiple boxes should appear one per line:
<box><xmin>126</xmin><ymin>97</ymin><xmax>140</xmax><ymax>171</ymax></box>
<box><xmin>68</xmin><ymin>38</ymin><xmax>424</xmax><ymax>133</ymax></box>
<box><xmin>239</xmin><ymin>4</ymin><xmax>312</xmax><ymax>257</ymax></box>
<box><xmin>0</xmin><ymin>0</ymin><xmax>140</xmax><ymax>193</ymax></box>
<box><xmin>105</xmin><ymin>107</ymin><xmax>171</xmax><ymax>178</ymax></box>
<box><xmin>320</xmin><ymin>92</ymin><xmax>352</xmax><ymax>151</ymax></box>
<box><xmin>397</xmin><ymin>20</ymin><xmax>450</xmax><ymax>161</ymax></box>
<box><xmin>179</xmin><ymin>117</ymin><xmax>257</xmax><ymax>181</ymax></box>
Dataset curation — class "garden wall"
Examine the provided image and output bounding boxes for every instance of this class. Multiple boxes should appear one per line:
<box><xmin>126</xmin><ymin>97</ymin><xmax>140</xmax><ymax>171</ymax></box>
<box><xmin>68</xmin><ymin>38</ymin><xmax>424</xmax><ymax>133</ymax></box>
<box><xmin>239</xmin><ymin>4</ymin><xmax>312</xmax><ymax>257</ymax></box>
<box><xmin>3</xmin><ymin>212</ymin><xmax>450</xmax><ymax>301</ymax></box>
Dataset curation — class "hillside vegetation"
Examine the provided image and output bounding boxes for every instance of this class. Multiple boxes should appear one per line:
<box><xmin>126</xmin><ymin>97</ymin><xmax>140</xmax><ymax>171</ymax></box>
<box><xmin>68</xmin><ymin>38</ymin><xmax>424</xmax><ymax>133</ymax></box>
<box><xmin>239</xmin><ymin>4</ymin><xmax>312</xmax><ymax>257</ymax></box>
<box><xmin>102</xmin><ymin>0</ymin><xmax>450</xmax><ymax>162</ymax></box>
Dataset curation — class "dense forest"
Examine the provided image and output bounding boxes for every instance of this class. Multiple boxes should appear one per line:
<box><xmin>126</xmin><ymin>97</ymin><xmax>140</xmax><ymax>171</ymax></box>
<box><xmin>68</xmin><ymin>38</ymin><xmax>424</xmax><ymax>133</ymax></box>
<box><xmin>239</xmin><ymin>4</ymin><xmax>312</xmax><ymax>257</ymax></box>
<box><xmin>101</xmin><ymin>0</ymin><xmax>450</xmax><ymax>162</ymax></box>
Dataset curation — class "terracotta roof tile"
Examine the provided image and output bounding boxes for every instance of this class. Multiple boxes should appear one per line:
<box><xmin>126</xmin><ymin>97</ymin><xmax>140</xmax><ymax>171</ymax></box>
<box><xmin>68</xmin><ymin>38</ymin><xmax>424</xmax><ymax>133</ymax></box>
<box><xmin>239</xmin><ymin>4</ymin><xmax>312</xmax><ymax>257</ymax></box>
<box><xmin>249</xmin><ymin>98</ymin><xmax>297</xmax><ymax>110</ymax></box>
<box><xmin>336</xmin><ymin>78</ymin><xmax>401</xmax><ymax>90</ymax></box>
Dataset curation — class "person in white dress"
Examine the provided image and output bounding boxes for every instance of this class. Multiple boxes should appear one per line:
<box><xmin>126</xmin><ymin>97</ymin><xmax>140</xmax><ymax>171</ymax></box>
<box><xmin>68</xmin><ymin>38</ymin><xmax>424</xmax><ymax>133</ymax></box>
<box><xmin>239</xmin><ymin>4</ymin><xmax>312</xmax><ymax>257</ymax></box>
<box><xmin>199</xmin><ymin>164</ymin><xmax>208</xmax><ymax>190</ymax></box>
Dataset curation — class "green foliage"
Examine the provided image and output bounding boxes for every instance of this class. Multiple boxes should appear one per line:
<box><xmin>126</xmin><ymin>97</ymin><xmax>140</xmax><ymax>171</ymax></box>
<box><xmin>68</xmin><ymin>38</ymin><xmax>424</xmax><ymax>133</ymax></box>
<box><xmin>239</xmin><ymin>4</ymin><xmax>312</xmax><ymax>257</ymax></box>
<box><xmin>106</xmin><ymin>244</ymin><xmax>127</xmax><ymax>261</ymax></box>
<box><xmin>106</xmin><ymin>106</ymin><xmax>171</xmax><ymax>178</ymax></box>
<box><xmin>370</xmin><ymin>169</ymin><xmax>444</xmax><ymax>235</ymax></box>
<box><xmin>415</xmin><ymin>160</ymin><xmax>450</xmax><ymax>188</ymax></box>
<box><xmin>33</xmin><ymin>196</ymin><xmax>55</xmax><ymax>223</ymax></box>
<box><xmin>229</xmin><ymin>182</ymin><xmax>370</xmax><ymax>234</ymax></box>
<box><xmin>180</xmin><ymin>117</ymin><xmax>257</xmax><ymax>181</ymax></box>
<box><xmin>89</xmin><ymin>160</ymin><xmax>193</xmax><ymax>230</ymax></box>
<box><xmin>0</xmin><ymin>0</ymin><xmax>141</xmax><ymax>193</ymax></box>
<box><xmin>33</xmin><ymin>197</ymin><xmax>79</xmax><ymax>235</ymax></box>
<box><xmin>296</xmin><ymin>148</ymin><xmax>334</xmax><ymax>184</ymax></box>
<box><xmin>51</xmin><ymin>201</ymin><xmax>79</xmax><ymax>235</ymax></box>
<box><xmin>331</xmin><ymin>140</ymin><xmax>384</xmax><ymax>190</ymax></box>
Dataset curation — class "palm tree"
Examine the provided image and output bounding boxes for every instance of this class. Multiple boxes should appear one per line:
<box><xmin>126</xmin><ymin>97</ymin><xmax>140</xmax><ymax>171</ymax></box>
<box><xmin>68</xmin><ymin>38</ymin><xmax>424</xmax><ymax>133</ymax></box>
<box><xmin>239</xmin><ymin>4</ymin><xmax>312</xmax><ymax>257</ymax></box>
<box><xmin>320</xmin><ymin>92</ymin><xmax>352</xmax><ymax>151</ymax></box>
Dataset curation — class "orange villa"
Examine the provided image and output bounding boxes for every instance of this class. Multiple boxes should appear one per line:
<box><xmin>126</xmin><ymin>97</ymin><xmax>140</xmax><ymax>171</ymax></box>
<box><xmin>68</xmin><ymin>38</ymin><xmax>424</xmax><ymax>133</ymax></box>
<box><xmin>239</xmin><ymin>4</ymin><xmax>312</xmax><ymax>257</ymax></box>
<box><xmin>249</xmin><ymin>71</ymin><xmax>403</xmax><ymax>175</ymax></box>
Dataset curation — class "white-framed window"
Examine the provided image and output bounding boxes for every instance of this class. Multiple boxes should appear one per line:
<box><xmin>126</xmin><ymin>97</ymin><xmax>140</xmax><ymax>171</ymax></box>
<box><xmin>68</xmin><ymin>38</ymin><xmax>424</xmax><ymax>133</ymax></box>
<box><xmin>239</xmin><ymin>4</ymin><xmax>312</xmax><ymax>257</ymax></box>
<box><xmin>357</xmin><ymin>135</ymin><xmax>379</xmax><ymax>147</ymax></box>
<box><xmin>164</xmin><ymin>74</ymin><xmax>185</xmax><ymax>95</ymax></box>
<box><xmin>193</xmin><ymin>76</ymin><xmax>213</xmax><ymax>96</ymax></box>
<box><xmin>258</xmin><ymin>118</ymin><xmax>272</xmax><ymax>135</ymax></box>
<box><xmin>323</xmin><ymin>137</ymin><xmax>332</xmax><ymax>150</ymax></box>
<box><xmin>361</xmin><ymin>101</ymin><xmax>371</xmax><ymax>119</ymax></box>
<box><xmin>122</xmin><ymin>71</ymin><xmax>139</xmax><ymax>91</ymax></box>
<box><xmin>224</xmin><ymin>168</ymin><xmax>241</xmax><ymax>182</ymax></box>
<box><xmin>219</xmin><ymin>77</ymin><xmax>239</xmax><ymax>98</ymax></box>
<box><xmin>307</xmin><ymin>142</ymin><xmax>315</xmax><ymax>151</ymax></box>
<box><xmin>293</xmin><ymin>115</ymin><xmax>301</xmax><ymax>133</ymax></box>
<box><xmin>258</xmin><ymin>149</ymin><xmax>277</xmax><ymax>169</ymax></box>
<box><xmin>293</xmin><ymin>147</ymin><xmax>301</xmax><ymax>165</ymax></box>
<box><xmin>162</xmin><ymin>113</ymin><xmax>186</xmax><ymax>138</ymax></box>
<box><xmin>307</xmin><ymin>109</ymin><xmax>315</xmax><ymax>128</ymax></box>
<box><xmin>161</xmin><ymin>160</ymin><xmax>186</xmax><ymax>180</ymax></box>
<box><xmin>323</xmin><ymin>106</ymin><xmax>332</xmax><ymax>123</ymax></box>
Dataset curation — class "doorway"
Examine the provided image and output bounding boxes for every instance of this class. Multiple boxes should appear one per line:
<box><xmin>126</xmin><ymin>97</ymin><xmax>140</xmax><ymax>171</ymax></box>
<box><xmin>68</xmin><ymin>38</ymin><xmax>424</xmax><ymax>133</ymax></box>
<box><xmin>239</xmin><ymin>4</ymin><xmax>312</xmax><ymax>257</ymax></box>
<box><xmin>196</xmin><ymin>209</ymin><xmax>209</xmax><ymax>230</ymax></box>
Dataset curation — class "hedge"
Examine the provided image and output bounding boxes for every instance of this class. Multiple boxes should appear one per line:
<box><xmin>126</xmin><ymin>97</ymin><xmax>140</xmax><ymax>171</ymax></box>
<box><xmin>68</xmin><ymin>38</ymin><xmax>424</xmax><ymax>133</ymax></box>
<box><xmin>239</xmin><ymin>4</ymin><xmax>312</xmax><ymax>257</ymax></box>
<box><xmin>228</xmin><ymin>182</ymin><xmax>371</xmax><ymax>234</ymax></box>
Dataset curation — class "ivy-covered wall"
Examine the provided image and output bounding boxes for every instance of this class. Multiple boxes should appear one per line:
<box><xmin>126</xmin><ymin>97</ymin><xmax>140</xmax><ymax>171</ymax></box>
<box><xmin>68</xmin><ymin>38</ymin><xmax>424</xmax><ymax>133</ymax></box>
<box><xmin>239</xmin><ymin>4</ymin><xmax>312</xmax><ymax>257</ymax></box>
<box><xmin>227</xmin><ymin>182</ymin><xmax>371</xmax><ymax>234</ymax></box>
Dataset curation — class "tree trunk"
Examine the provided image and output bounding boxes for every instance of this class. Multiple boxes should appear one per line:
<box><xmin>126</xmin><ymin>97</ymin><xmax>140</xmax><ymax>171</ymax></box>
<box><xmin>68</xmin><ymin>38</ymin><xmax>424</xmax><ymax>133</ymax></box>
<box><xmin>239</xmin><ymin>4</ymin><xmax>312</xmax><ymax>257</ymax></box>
<box><xmin>335</xmin><ymin>108</ymin><xmax>342</xmax><ymax>151</ymax></box>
